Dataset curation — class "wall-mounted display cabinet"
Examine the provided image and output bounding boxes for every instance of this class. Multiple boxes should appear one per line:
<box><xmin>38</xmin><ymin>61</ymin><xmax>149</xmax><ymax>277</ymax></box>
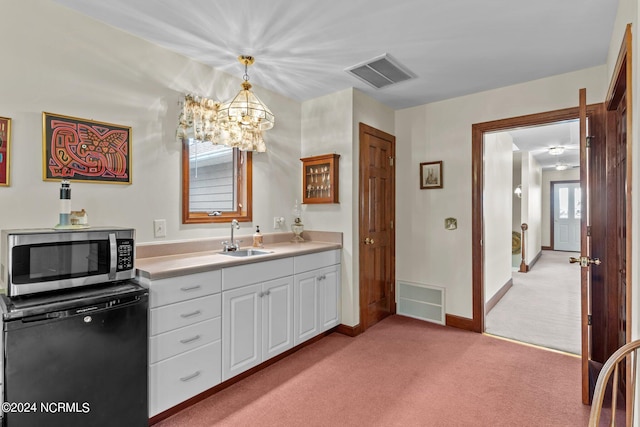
<box><xmin>300</xmin><ymin>154</ymin><xmax>339</xmax><ymax>204</ymax></box>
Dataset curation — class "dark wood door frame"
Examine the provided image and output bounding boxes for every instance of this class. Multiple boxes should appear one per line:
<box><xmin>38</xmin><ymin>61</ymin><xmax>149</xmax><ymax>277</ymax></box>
<box><xmin>471</xmin><ymin>105</ymin><xmax>603</xmax><ymax>333</ymax></box>
<box><xmin>549</xmin><ymin>179</ymin><xmax>580</xmax><ymax>252</ymax></box>
<box><xmin>604</xmin><ymin>23</ymin><xmax>632</xmax><ymax>420</ymax></box>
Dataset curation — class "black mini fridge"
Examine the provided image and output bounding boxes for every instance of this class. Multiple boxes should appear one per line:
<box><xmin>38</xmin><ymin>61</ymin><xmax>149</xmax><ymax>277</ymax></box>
<box><xmin>2</xmin><ymin>282</ymin><xmax>148</xmax><ymax>427</ymax></box>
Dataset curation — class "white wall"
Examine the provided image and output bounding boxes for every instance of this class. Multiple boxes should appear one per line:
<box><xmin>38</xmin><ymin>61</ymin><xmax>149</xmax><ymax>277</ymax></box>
<box><xmin>395</xmin><ymin>65</ymin><xmax>607</xmax><ymax>318</ymax></box>
<box><xmin>0</xmin><ymin>0</ymin><xmax>301</xmax><ymax>246</ymax></box>
<box><xmin>525</xmin><ymin>154</ymin><xmax>542</xmax><ymax>263</ymax></box>
<box><xmin>512</xmin><ymin>153</ymin><xmax>523</xmax><ymax>268</ymax></box>
<box><xmin>483</xmin><ymin>132</ymin><xmax>513</xmax><ymax>302</ymax></box>
<box><xmin>301</xmin><ymin>88</ymin><xmax>394</xmax><ymax>327</ymax></box>
<box><xmin>541</xmin><ymin>169</ymin><xmax>580</xmax><ymax>247</ymax></box>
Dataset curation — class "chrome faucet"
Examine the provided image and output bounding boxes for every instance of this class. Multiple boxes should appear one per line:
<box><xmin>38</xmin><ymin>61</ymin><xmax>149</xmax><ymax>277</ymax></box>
<box><xmin>222</xmin><ymin>219</ymin><xmax>241</xmax><ymax>252</ymax></box>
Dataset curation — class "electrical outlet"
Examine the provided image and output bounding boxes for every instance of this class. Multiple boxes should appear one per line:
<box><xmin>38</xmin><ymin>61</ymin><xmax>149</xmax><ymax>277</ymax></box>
<box><xmin>273</xmin><ymin>216</ymin><xmax>285</xmax><ymax>229</ymax></box>
<box><xmin>153</xmin><ymin>219</ymin><xmax>166</xmax><ymax>238</ymax></box>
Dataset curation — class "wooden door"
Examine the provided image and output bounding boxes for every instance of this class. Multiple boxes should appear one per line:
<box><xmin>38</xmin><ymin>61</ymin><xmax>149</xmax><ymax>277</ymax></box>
<box><xmin>614</xmin><ymin>93</ymin><xmax>627</xmax><ymax>353</ymax></box>
<box><xmin>577</xmin><ymin>88</ymin><xmax>594</xmax><ymax>405</ymax></box>
<box><xmin>359</xmin><ymin>123</ymin><xmax>396</xmax><ymax>330</ymax></box>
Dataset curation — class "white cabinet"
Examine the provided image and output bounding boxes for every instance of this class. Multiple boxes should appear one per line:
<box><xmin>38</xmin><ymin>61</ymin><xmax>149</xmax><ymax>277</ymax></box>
<box><xmin>142</xmin><ymin>248</ymin><xmax>340</xmax><ymax>416</ymax></box>
<box><xmin>293</xmin><ymin>250</ymin><xmax>341</xmax><ymax>346</ymax></box>
<box><xmin>145</xmin><ymin>269</ymin><xmax>223</xmax><ymax>417</ymax></box>
<box><xmin>222</xmin><ymin>276</ymin><xmax>294</xmax><ymax>381</ymax></box>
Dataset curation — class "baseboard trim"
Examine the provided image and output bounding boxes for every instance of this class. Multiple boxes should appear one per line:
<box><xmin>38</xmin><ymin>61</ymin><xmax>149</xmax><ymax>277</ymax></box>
<box><xmin>148</xmin><ymin>327</ymin><xmax>337</xmax><ymax>425</ymax></box>
<box><xmin>485</xmin><ymin>278</ymin><xmax>513</xmax><ymax>315</ymax></box>
<box><xmin>541</xmin><ymin>245</ymin><xmax>552</xmax><ymax>251</ymax></box>
<box><xmin>445</xmin><ymin>314</ymin><xmax>474</xmax><ymax>331</ymax></box>
<box><xmin>528</xmin><ymin>250</ymin><xmax>543</xmax><ymax>270</ymax></box>
<box><xmin>336</xmin><ymin>323</ymin><xmax>362</xmax><ymax>337</ymax></box>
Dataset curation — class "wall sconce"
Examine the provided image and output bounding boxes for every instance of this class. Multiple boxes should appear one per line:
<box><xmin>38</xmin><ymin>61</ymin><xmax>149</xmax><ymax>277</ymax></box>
<box><xmin>514</xmin><ymin>184</ymin><xmax>522</xmax><ymax>198</ymax></box>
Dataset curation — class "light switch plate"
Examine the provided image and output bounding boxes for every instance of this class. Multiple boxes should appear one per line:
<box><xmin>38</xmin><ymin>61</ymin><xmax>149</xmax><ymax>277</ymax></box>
<box><xmin>154</xmin><ymin>219</ymin><xmax>166</xmax><ymax>238</ymax></box>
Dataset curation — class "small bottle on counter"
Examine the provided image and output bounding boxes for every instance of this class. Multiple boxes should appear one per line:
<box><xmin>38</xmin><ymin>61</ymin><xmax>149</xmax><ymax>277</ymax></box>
<box><xmin>252</xmin><ymin>226</ymin><xmax>263</xmax><ymax>248</ymax></box>
<box><xmin>59</xmin><ymin>180</ymin><xmax>71</xmax><ymax>226</ymax></box>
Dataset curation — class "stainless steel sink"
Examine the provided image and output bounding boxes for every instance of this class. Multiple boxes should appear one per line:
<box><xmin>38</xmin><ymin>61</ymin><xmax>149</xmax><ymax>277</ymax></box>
<box><xmin>220</xmin><ymin>249</ymin><xmax>272</xmax><ymax>257</ymax></box>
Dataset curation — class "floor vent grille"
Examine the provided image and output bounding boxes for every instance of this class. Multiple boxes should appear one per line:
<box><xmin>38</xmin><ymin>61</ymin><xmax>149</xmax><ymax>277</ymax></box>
<box><xmin>397</xmin><ymin>281</ymin><xmax>445</xmax><ymax>325</ymax></box>
<box><xmin>345</xmin><ymin>54</ymin><xmax>415</xmax><ymax>89</ymax></box>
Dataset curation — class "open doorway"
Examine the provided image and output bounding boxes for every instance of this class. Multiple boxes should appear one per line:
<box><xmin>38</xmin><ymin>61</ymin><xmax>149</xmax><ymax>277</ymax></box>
<box><xmin>482</xmin><ymin>120</ymin><xmax>582</xmax><ymax>354</ymax></box>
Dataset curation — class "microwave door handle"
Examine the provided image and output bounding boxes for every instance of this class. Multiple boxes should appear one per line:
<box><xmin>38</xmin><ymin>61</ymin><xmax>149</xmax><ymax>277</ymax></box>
<box><xmin>108</xmin><ymin>233</ymin><xmax>117</xmax><ymax>280</ymax></box>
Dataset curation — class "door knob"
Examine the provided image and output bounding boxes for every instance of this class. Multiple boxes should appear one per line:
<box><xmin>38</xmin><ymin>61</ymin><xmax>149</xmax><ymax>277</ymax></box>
<box><xmin>364</xmin><ymin>237</ymin><xmax>375</xmax><ymax>245</ymax></box>
<box><xmin>569</xmin><ymin>256</ymin><xmax>601</xmax><ymax>267</ymax></box>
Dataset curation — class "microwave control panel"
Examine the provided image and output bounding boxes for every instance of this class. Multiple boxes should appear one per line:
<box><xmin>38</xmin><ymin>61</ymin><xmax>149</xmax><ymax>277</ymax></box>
<box><xmin>116</xmin><ymin>239</ymin><xmax>134</xmax><ymax>271</ymax></box>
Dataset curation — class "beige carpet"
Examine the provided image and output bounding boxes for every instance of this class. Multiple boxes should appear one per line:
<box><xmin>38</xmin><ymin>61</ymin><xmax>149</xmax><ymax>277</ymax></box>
<box><xmin>486</xmin><ymin>250</ymin><xmax>581</xmax><ymax>354</ymax></box>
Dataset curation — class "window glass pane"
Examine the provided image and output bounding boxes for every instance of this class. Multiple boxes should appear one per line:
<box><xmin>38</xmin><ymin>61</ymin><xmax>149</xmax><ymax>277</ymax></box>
<box><xmin>574</xmin><ymin>187</ymin><xmax>581</xmax><ymax>219</ymax></box>
<box><xmin>559</xmin><ymin>188</ymin><xmax>568</xmax><ymax>219</ymax></box>
<box><xmin>188</xmin><ymin>140</ymin><xmax>235</xmax><ymax>213</ymax></box>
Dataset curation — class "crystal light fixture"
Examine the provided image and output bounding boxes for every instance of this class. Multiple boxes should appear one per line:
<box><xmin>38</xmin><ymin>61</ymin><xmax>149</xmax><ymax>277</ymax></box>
<box><xmin>216</xmin><ymin>55</ymin><xmax>274</xmax><ymax>152</ymax></box>
<box><xmin>555</xmin><ymin>163</ymin><xmax>570</xmax><ymax>171</ymax></box>
<box><xmin>548</xmin><ymin>146</ymin><xmax>565</xmax><ymax>155</ymax></box>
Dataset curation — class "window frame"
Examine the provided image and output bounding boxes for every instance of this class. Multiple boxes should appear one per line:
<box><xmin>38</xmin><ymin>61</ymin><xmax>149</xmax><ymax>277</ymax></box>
<box><xmin>181</xmin><ymin>140</ymin><xmax>252</xmax><ymax>224</ymax></box>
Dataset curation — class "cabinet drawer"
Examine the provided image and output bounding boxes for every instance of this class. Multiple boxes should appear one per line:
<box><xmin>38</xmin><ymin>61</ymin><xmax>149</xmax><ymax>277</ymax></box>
<box><xmin>149</xmin><ymin>341</ymin><xmax>221</xmax><ymax>416</ymax></box>
<box><xmin>151</xmin><ymin>294</ymin><xmax>221</xmax><ymax>335</ymax></box>
<box><xmin>222</xmin><ymin>257</ymin><xmax>293</xmax><ymax>291</ymax></box>
<box><xmin>149</xmin><ymin>270</ymin><xmax>221</xmax><ymax>308</ymax></box>
<box><xmin>294</xmin><ymin>249</ymin><xmax>340</xmax><ymax>274</ymax></box>
<box><xmin>149</xmin><ymin>317</ymin><xmax>221</xmax><ymax>364</ymax></box>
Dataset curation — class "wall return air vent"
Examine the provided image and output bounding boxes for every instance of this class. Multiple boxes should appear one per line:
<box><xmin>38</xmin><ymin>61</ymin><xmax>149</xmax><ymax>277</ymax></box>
<box><xmin>345</xmin><ymin>54</ymin><xmax>415</xmax><ymax>89</ymax></box>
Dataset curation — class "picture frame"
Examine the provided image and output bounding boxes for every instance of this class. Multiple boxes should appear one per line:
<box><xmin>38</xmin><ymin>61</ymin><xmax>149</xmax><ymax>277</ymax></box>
<box><xmin>0</xmin><ymin>116</ymin><xmax>11</xmax><ymax>186</ymax></box>
<box><xmin>43</xmin><ymin>112</ymin><xmax>132</xmax><ymax>184</ymax></box>
<box><xmin>420</xmin><ymin>160</ymin><xmax>443</xmax><ymax>189</ymax></box>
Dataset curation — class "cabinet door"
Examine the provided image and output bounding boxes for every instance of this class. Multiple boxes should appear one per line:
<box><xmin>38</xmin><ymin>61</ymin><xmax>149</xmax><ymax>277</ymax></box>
<box><xmin>262</xmin><ymin>276</ymin><xmax>294</xmax><ymax>360</ymax></box>
<box><xmin>222</xmin><ymin>283</ymin><xmax>262</xmax><ymax>381</ymax></box>
<box><xmin>293</xmin><ymin>272</ymin><xmax>319</xmax><ymax>345</ymax></box>
<box><xmin>319</xmin><ymin>265</ymin><xmax>340</xmax><ymax>331</ymax></box>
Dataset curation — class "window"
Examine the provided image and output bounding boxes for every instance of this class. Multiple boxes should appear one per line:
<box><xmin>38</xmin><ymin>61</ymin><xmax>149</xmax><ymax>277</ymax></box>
<box><xmin>182</xmin><ymin>139</ymin><xmax>252</xmax><ymax>223</ymax></box>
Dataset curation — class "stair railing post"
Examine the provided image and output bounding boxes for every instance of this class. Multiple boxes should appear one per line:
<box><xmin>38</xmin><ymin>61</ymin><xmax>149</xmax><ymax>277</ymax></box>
<box><xmin>519</xmin><ymin>223</ymin><xmax>528</xmax><ymax>273</ymax></box>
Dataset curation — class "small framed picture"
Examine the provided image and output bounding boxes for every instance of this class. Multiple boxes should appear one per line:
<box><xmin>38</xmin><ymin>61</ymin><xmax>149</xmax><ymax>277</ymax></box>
<box><xmin>420</xmin><ymin>161</ymin><xmax>443</xmax><ymax>189</ymax></box>
<box><xmin>0</xmin><ymin>116</ymin><xmax>11</xmax><ymax>186</ymax></box>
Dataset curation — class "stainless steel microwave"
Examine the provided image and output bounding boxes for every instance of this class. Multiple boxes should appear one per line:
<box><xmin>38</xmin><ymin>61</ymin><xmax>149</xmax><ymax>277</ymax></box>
<box><xmin>0</xmin><ymin>227</ymin><xmax>135</xmax><ymax>297</ymax></box>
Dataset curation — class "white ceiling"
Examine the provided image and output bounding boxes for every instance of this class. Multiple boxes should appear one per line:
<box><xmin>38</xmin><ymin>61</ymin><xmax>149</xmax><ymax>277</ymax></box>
<box><xmin>52</xmin><ymin>0</ymin><xmax>618</xmax><ymax>110</ymax></box>
<box><xmin>508</xmin><ymin>120</ymin><xmax>580</xmax><ymax>170</ymax></box>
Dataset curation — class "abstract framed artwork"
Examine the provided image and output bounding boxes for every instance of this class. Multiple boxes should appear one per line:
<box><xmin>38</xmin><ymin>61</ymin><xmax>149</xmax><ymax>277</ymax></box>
<box><xmin>42</xmin><ymin>112</ymin><xmax>132</xmax><ymax>184</ymax></box>
<box><xmin>420</xmin><ymin>160</ymin><xmax>443</xmax><ymax>189</ymax></box>
<box><xmin>0</xmin><ymin>116</ymin><xmax>11</xmax><ymax>186</ymax></box>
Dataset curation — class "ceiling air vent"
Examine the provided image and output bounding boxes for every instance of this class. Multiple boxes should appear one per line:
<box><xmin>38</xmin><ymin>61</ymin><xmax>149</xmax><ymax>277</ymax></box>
<box><xmin>346</xmin><ymin>54</ymin><xmax>415</xmax><ymax>89</ymax></box>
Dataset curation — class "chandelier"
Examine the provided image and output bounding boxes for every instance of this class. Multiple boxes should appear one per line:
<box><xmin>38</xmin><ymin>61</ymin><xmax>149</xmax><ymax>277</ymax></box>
<box><xmin>216</xmin><ymin>55</ymin><xmax>274</xmax><ymax>152</ymax></box>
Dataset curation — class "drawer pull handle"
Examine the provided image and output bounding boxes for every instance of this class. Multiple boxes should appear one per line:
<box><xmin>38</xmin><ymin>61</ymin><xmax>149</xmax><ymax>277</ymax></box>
<box><xmin>179</xmin><ymin>371</ymin><xmax>201</xmax><ymax>382</ymax></box>
<box><xmin>180</xmin><ymin>285</ymin><xmax>202</xmax><ymax>292</ymax></box>
<box><xmin>180</xmin><ymin>334</ymin><xmax>202</xmax><ymax>344</ymax></box>
<box><xmin>180</xmin><ymin>310</ymin><xmax>202</xmax><ymax>319</ymax></box>
<box><xmin>318</xmin><ymin>275</ymin><xmax>326</xmax><ymax>281</ymax></box>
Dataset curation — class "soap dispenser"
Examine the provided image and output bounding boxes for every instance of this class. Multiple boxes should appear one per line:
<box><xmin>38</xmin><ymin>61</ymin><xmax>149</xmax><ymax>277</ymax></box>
<box><xmin>252</xmin><ymin>226</ymin><xmax>263</xmax><ymax>248</ymax></box>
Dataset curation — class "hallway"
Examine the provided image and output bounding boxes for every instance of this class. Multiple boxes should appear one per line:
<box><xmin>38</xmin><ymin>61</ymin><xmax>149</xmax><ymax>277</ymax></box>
<box><xmin>485</xmin><ymin>250</ymin><xmax>581</xmax><ymax>354</ymax></box>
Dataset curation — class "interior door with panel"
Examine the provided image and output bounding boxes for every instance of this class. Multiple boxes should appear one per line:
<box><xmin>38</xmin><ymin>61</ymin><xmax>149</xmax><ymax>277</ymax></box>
<box><xmin>359</xmin><ymin>123</ymin><xmax>396</xmax><ymax>331</ymax></box>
